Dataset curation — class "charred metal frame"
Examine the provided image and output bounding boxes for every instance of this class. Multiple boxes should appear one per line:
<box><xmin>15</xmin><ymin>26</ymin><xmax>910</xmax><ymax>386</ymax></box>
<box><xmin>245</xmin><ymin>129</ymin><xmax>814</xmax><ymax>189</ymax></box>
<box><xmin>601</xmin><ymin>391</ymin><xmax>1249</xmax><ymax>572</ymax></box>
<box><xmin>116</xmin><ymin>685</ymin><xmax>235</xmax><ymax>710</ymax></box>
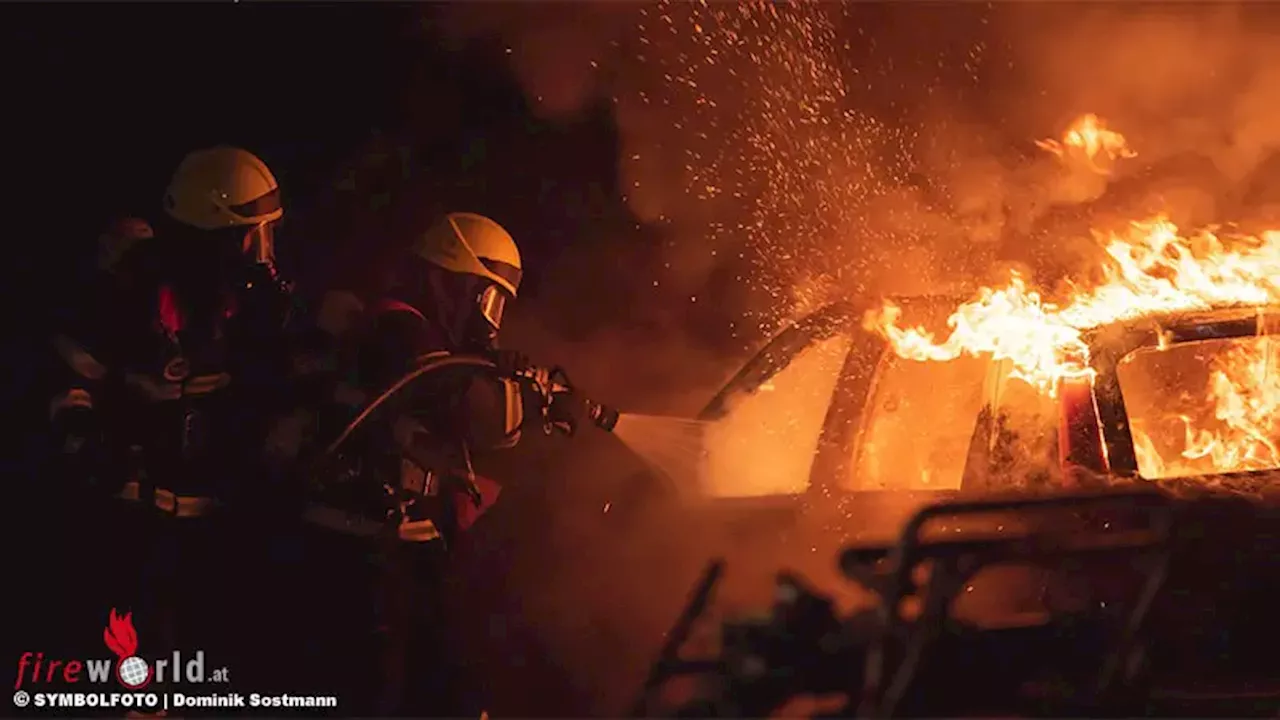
<box><xmin>851</xmin><ymin>488</ymin><xmax>1173</xmax><ymax>718</ymax></box>
<box><xmin>634</xmin><ymin>487</ymin><xmax>1175</xmax><ymax>718</ymax></box>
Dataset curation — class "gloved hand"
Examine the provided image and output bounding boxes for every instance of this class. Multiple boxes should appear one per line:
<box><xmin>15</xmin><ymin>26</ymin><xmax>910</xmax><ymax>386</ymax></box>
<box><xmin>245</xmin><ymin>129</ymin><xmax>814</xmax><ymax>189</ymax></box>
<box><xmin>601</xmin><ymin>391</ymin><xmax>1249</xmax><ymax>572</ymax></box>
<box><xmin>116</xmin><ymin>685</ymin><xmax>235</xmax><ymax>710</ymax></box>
<box><xmin>545</xmin><ymin>383</ymin><xmax>580</xmax><ymax>437</ymax></box>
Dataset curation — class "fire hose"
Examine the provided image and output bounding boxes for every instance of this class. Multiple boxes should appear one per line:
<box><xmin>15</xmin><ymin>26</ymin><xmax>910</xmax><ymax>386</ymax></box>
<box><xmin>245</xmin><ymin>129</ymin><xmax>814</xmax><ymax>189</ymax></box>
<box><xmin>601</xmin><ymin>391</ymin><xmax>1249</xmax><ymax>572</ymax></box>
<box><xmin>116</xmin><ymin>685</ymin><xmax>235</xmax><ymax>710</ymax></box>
<box><xmin>321</xmin><ymin>353</ymin><xmax>619</xmax><ymax>462</ymax></box>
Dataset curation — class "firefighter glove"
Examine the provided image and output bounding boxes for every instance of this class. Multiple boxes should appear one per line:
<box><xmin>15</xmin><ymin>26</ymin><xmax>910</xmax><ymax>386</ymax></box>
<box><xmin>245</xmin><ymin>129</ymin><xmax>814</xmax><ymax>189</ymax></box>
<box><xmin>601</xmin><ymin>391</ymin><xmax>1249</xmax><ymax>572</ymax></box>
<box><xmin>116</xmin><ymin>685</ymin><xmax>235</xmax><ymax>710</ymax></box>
<box><xmin>545</xmin><ymin>384</ymin><xmax>579</xmax><ymax>437</ymax></box>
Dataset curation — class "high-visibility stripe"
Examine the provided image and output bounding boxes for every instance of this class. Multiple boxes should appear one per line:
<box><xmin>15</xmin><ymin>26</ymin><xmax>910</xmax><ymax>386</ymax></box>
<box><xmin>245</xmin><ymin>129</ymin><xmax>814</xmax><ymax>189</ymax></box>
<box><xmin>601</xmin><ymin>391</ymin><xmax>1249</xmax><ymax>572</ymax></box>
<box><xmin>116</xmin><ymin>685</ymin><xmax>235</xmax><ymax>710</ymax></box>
<box><xmin>499</xmin><ymin>378</ymin><xmax>523</xmax><ymax>436</ymax></box>
<box><xmin>52</xmin><ymin>335</ymin><xmax>107</xmax><ymax>380</ymax></box>
<box><xmin>301</xmin><ymin>503</ymin><xmax>443</xmax><ymax>543</ymax></box>
<box><xmin>124</xmin><ymin>373</ymin><xmax>231</xmax><ymax>401</ymax></box>
<box><xmin>153</xmin><ymin>489</ymin><xmax>215</xmax><ymax>517</ymax></box>
<box><xmin>184</xmin><ymin>373</ymin><xmax>231</xmax><ymax>395</ymax></box>
<box><xmin>493</xmin><ymin>429</ymin><xmax>521</xmax><ymax>450</ymax></box>
<box><xmin>414</xmin><ymin>350</ymin><xmax>451</xmax><ymax>365</ymax></box>
<box><xmin>117</xmin><ymin>480</ymin><xmax>140</xmax><ymax>502</ymax></box>
<box><xmin>49</xmin><ymin>388</ymin><xmax>93</xmax><ymax>420</ymax></box>
<box><xmin>398</xmin><ymin>518</ymin><xmax>441</xmax><ymax>542</ymax></box>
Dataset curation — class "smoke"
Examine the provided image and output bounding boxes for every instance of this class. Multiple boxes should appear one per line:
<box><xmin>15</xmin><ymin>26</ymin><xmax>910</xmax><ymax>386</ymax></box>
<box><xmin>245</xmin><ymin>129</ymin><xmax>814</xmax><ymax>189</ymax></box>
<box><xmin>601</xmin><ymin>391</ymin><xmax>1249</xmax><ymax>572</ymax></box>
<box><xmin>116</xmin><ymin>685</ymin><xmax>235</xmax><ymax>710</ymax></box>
<box><xmin>429</xmin><ymin>1</ymin><xmax>1280</xmax><ymax>713</ymax></box>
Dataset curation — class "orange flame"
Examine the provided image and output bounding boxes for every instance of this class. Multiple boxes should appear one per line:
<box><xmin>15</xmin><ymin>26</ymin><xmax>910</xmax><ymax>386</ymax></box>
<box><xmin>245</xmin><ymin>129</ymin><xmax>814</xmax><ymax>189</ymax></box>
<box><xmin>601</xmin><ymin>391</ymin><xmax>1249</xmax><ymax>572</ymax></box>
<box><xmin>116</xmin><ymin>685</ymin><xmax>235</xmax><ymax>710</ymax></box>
<box><xmin>103</xmin><ymin>608</ymin><xmax>139</xmax><ymax>658</ymax></box>
<box><xmin>1185</xmin><ymin>342</ymin><xmax>1280</xmax><ymax>468</ymax></box>
<box><xmin>867</xmin><ymin>114</ymin><xmax>1280</xmax><ymax>484</ymax></box>
<box><xmin>1131</xmin><ymin>337</ymin><xmax>1280</xmax><ymax>480</ymax></box>
<box><xmin>1035</xmin><ymin>113</ymin><xmax>1136</xmax><ymax>174</ymax></box>
<box><xmin>867</xmin><ymin>216</ymin><xmax>1280</xmax><ymax>394</ymax></box>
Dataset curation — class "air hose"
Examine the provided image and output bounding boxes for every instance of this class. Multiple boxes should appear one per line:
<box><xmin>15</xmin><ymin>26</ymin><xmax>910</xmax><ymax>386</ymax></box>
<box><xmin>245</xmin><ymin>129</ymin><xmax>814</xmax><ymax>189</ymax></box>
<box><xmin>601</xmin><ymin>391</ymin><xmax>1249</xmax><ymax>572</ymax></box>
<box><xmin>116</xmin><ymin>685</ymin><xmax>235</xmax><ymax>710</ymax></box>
<box><xmin>322</xmin><ymin>353</ymin><xmax>618</xmax><ymax>462</ymax></box>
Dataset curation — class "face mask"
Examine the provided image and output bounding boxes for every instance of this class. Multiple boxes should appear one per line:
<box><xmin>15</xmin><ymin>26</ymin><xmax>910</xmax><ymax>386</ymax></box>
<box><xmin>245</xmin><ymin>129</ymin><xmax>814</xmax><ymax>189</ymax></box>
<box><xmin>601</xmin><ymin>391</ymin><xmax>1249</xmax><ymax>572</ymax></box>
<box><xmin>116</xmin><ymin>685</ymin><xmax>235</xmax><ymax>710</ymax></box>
<box><xmin>241</xmin><ymin>220</ymin><xmax>278</xmax><ymax>269</ymax></box>
<box><xmin>478</xmin><ymin>284</ymin><xmax>508</xmax><ymax>331</ymax></box>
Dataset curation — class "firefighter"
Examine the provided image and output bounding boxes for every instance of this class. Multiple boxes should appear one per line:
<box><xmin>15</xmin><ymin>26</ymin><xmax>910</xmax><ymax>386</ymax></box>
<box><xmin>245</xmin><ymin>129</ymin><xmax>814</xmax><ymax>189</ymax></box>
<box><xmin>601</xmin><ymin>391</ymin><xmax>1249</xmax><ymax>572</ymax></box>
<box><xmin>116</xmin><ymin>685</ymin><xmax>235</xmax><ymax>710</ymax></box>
<box><xmin>46</xmin><ymin>146</ymin><xmax>322</xmax><ymax>698</ymax></box>
<box><xmin>303</xmin><ymin>212</ymin><xmax>581</xmax><ymax>715</ymax></box>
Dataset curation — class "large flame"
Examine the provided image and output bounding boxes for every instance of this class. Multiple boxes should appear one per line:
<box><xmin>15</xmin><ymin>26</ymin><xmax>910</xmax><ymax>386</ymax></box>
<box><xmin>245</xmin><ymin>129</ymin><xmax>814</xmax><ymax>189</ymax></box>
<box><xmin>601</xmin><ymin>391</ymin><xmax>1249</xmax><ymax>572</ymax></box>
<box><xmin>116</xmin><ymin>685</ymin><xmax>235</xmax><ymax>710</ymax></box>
<box><xmin>867</xmin><ymin>113</ymin><xmax>1280</xmax><ymax>482</ymax></box>
<box><xmin>1184</xmin><ymin>341</ymin><xmax>1280</xmax><ymax>470</ymax></box>
<box><xmin>1034</xmin><ymin>113</ymin><xmax>1137</xmax><ymax>175</ymax></box>
<box><xmin>1130</xmin><ymin>337</ymin><xmax>1280</xmax><ymax>479</ymax></box>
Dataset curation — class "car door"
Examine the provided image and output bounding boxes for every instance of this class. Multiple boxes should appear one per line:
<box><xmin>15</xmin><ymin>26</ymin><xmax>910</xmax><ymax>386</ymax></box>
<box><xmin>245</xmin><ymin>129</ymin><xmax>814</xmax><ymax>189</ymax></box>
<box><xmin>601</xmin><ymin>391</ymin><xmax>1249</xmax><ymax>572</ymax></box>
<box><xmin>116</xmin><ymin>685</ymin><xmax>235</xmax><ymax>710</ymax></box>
<box><xmin>832</xmin><ymin>297</ymin><xmax>991</xmax><ymax>494</ymax></box>
<box><xmin>695</xmin><ymin>301</ymin><xmax>862</xmax><ymax>500</ymax></box>
<box><xmin>694</xmin><ymin>295</ymin><xmax>988</xmax><ymax>501</ymax></box>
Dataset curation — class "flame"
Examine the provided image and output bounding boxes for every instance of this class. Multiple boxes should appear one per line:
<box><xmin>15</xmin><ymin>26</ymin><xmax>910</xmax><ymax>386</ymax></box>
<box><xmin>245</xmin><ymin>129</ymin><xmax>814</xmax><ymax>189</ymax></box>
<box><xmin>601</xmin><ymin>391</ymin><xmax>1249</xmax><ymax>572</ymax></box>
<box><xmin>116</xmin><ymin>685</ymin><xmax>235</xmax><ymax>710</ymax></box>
<box><xmin>867</xmin><ymin>217</ymin><xmax>1280</xmax><ymax>394</ymax></box>
<box><xmin>1035</xmin><ymin>113</ymin><xmax>1137</xmax><ymax>174</ymax></box>
<box><xmin>867</xmin><ymin>113</ymin><xmax>1280</xmax><ymax>485</ymax></box>
<box><xmin>103</xmin><ymin>608</ymin><xmax>139</xmax><ymax>658</ymax></box>
<box><xmin>1133</xmin><ymin>337</ymin><xmax>1280</xmax><ymax>479</ymax></box>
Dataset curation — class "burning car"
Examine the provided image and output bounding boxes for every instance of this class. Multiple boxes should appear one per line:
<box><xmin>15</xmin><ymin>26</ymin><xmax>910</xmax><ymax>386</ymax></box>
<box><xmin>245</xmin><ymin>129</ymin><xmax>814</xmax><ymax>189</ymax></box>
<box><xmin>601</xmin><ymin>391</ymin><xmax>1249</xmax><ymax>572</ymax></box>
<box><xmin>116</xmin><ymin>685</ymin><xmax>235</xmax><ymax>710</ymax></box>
<box><xmin>641</xmin><ymin>212</ymin><xmax>1280</xmax><ymax>715</ymax></box>
<box><xmin>696</xmin><ymin>297</ymin><xmax>1280</xmax><ymax>503</ymax></box>
<box><xmin>694</xmin><ymin>211</ymin><xmax>1280</xmax><ymax>510</ymax></box>
<box><xmin>635</xmin><ymin>297</ymin><xmax>1280</xmax><ymax>717</ymax></box>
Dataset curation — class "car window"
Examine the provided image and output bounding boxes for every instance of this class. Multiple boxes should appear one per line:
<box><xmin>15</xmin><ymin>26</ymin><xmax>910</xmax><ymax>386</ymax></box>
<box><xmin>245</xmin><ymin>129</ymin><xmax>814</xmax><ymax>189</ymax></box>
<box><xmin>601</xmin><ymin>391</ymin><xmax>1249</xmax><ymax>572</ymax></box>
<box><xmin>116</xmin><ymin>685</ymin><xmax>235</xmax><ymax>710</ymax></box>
<box><xmin>979</xmin><ymin>363</ymin><xmax>1062</xmax><ymax>491</ymax></box>
<box><xmin>1120</xmin><ymin>335</ymin><xmax>1280</xmax><ymax>479</ymax></box>
<box><xmin>699</xmin><ymin>332</ymin><xmax>854</xmax><ymax>498</ymax></box>
<box><xmin>848</xmin><ymin>353</ymin><xmax>989</xmax><ymax>491</ymax></box>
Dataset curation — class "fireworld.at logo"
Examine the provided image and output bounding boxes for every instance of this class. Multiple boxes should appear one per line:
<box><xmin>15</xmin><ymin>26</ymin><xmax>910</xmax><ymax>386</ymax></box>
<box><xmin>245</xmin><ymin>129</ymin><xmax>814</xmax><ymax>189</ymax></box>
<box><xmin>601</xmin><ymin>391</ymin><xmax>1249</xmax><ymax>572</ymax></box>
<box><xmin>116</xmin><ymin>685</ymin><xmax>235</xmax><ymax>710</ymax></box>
<box><xmin>103</xmin><ymin>610</ymin><xmax>149</xmax><ymax>688</ymax></box>
<box><xmin>14</xmin><ymin>608</ymin><xmax>229</xmax><ymax>691</ymax></box>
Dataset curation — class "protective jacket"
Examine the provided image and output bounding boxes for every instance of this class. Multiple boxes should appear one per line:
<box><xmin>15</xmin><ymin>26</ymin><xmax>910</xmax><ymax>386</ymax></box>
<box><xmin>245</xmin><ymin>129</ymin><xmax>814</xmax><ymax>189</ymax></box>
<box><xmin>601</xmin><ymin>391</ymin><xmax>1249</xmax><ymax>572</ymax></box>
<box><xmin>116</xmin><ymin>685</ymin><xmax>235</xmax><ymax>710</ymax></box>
<box><xmin>49</xmin><ymin>237</ymin><xmax>325</xmax><ymax>512</ymax></box>
<box><xmin>307</xmin><ymin>290</ymin><xmax>546</xmax><ymax>546</ymax></box>
<box><xmin>46</xmin><ymin>232</ymin><xmax>330</xmax><ymax>694</ymax></box>
<box><xmin>298</xmin><ymin>288</ymin><xmax>555</xmax><ymax>716</ymax></box>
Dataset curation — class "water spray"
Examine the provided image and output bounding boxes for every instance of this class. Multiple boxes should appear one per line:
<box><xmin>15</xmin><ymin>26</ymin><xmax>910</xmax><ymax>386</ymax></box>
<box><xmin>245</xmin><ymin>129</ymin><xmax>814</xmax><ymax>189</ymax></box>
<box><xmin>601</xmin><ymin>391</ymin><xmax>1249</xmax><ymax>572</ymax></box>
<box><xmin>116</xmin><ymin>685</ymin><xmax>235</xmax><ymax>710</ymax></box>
<box><xmin>511</xmin><ymin>365</ymin><xmax>712</xmax><ymax>491</ymax></box>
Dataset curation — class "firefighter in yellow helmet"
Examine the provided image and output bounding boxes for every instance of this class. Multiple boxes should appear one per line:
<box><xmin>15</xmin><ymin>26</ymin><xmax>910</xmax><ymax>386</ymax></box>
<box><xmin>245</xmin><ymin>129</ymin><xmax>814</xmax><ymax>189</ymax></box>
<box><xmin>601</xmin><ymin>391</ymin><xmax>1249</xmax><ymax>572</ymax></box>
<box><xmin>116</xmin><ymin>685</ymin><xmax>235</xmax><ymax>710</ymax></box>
<box><xmin>46</xmin><ymin>146</ymin><xmax>323</xmax><ymax>700</ymax></box>
<box><xmin>304</xmin><ymin>212</ymin><xmax>582</xmax><ymax>714</ymax></box>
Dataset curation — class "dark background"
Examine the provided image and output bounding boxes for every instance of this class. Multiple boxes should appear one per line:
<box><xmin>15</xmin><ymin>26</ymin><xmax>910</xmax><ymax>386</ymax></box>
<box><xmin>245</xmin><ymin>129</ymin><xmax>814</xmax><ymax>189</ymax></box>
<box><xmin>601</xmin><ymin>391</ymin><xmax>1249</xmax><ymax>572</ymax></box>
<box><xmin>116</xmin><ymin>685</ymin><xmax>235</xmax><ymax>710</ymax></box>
<box><xmin>2</xmin><ymin>3</ymin><xmax>636</xmax><ymax>466</ymax></box>
<box><xmin>3</xmin><ymin>4</ymin><xmax>638</xmax><ymax>715</ymax></box>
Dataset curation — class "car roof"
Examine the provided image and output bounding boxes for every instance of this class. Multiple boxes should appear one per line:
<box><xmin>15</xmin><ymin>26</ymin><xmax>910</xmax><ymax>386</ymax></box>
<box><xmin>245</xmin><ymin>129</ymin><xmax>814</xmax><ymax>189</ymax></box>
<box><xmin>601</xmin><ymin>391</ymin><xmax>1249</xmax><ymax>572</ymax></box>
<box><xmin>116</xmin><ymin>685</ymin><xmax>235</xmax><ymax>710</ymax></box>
<box><xmin>1094</xmin><ymin>304</ymin><xmax>1280</xmax><ymax>332</ymax></box>
<box><xmin>1086</xmin><ymin>304</ymin><xmax>1280</xmax><ymax>356</ymax></box>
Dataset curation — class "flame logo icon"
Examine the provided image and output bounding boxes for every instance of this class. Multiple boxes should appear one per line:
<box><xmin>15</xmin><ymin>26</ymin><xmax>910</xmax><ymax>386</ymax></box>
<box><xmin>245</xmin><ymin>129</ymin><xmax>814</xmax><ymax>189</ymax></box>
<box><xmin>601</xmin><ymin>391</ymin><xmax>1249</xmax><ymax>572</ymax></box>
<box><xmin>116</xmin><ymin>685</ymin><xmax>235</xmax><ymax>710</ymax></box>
<box><xmin>103</xmin><ymin>609</ymin><xmax>151</xmax><ymax>689</ymax></box>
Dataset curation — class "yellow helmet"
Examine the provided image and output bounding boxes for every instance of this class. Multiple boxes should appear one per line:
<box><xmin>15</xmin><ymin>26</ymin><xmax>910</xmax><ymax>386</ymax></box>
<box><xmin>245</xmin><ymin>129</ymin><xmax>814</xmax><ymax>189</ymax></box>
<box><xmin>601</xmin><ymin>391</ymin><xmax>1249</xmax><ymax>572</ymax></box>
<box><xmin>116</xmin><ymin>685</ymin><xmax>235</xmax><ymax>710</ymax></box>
<box><xmin>411</xmin><ymin>213</ymin><xmax>523</xmax><ymax>329</ymax></box>
<box><xmin>163</xmin><ymin>146</ymin><xmax>283</xmax><ymax>264</ymax></box>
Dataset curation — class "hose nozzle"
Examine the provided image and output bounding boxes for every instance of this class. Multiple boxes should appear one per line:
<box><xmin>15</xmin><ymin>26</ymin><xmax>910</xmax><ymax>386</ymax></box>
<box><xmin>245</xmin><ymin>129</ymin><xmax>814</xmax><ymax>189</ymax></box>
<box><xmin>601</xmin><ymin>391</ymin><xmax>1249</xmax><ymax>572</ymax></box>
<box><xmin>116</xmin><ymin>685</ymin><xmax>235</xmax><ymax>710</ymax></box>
<box><xmin>587</xmin><ymin>402</ymin><xmax>620</xmax><ymax>432</ymax></box>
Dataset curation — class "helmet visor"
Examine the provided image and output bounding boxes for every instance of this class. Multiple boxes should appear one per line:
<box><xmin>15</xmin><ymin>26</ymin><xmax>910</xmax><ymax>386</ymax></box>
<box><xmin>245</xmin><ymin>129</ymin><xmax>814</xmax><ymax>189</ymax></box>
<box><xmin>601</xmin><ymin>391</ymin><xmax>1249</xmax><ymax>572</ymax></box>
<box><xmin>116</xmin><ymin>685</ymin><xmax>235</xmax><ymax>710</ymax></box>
<box><xmin>479</xmin><ymin>258</ymin><xmax>522</xmax><ymax>296</ymax></box>
<box><xmin>478</xmin><ymin>284</ymin><xmax>509</xmax><ymax>330</ymax></box>
<box><xmin>227</xmin><ymin>187</ymin><xmax>282</xmax><ymax>223</ymax></box>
